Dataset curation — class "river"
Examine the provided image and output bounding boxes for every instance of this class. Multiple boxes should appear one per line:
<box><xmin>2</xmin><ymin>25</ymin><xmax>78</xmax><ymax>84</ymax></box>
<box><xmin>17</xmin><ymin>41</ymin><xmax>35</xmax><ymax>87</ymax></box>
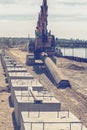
<box><xmin>60</xmin><ymin>48</ymin><xmax>87</xmax><ymax>58</ymax></box>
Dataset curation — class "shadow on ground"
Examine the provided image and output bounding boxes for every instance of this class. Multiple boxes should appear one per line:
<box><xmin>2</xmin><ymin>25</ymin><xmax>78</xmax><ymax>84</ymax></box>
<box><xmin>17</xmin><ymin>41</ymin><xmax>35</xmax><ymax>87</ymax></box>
<box><xmin>9</xmin><ymin>96</ymin><xmax>20</xmax><ymax>130</ymax></box>
<box><xmin>8</xmin><ymin>96</ymin><xmax>14</xmax><ymax>108</ymax></box>
<box><xmin>33</xmin><ymin>65</ymin><xmax>45</xmax><ymax>75</ymax></box>
<box><xmin>0</xmin><ymin>86</ymin><xmax>10</xmax><ymax>93</ymax></box>
<box><xmin>12</xmin><ymin>111</ymin><xmax>20</xmax><ymax>130</ymax></box>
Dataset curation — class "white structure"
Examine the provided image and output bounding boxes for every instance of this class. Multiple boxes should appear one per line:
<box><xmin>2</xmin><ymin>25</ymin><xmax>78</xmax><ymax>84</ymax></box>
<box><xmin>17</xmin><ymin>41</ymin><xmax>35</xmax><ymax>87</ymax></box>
<box><xmin>14</xmin><ymin>90</ymin><xmax>61</xmax><ymax>126</ymax></box>
<box><xmin>5</xmin><ymin>67</ymin><xmax>27</xmax><ymax>77</ymax></box>
<box><xmin>11</xmin><ymin>79</ymin><xmax>44</xmax><ymax>104</ymax></box>
<box><xmin>5</xmin><ymin>62</ymin><xmax>23</xmax><ymax>68</ymax></box>
<box><xmin>8</xmin><ymin>72</ymin><xmax>34</xmax><ymax>85</ymax></box>
<box><xmin>20</xmin><ymin>111</ymin><xmax>87</xmax><ymax>130</ymax></box>
<box><xmin>1</xmin><ymin>56</ymin><xmax>15</xmax><ymax>68</ymax></box>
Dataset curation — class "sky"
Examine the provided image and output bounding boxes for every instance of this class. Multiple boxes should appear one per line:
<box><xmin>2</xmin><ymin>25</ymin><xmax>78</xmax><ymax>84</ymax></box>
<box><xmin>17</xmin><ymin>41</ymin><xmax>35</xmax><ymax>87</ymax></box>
<box><xmin>0</xmin><ymin>0</ymin><xmax>87</xmax><ymax>40</ymax></box>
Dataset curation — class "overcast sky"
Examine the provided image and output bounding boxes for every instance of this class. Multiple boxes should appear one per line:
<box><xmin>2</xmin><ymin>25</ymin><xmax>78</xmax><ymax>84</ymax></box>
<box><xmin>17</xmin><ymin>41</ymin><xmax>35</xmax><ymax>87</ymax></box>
<box><xmin>0</xmin><ymin>0</ymin><xmax>87</xmax><ymax>39</ymax></box>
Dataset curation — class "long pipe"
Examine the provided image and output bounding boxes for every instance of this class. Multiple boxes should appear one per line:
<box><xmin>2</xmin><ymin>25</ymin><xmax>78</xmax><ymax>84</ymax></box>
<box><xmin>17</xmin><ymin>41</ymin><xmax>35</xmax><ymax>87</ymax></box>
<box><xmin>43</xmin><ymin>56</ymin><xmax>71</xmax><ymax>88</ymax></box>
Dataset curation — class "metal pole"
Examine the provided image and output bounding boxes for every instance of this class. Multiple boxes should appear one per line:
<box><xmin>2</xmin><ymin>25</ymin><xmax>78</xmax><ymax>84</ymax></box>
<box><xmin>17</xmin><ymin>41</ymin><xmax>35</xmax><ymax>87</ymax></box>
<box><xmin>70</xmin><ymin>123</ymin><xmax>71</xmax><ymax>130</ymax></box>
<box><xmin>50</xmin><ymin>95</ymin><xmax>52</xmax><ymax>100</ymax></box>
<box><xmin>43</xmin><ymin>93</ymin><xmax>44</xmax><ymax>100</ymax></box>
<box><xmin>81</xmin><ymin>124</ymin><xmax>83</xmax><ymax>130</ymax></box>
<box><xmin>85</xmin><ymin>43</ymin><xmax>86</xmax><ymax>58</ymax></box>
<box><xmin>21</xmin><ymin>88</ymin><xmax>22</xmax><ymax>100</ymax></box>
<box><xmin>31</xmin><ymin>123</ymin><xmax>32</xmax><ymax>130</ymax></box>
<box><xmin>38</xmin><ymin>110</ymin><xmax>40</xmax><ymax>117</ymax></box>
<box><xmin>28</xmin><ymin>109</ymin><xmax>30</xmax><ymax>117</ymax></box>
<box><xmin>68</xmin><ymin>110</ymin><xmax>69</xmax><ymax>118</ymax></box>
<box><xmin>28</xmin><ymin>89</ymin><xmax>30</xmax><ymax>101</ymax></box>
<box><xmin>85</xmin><ymin>48</ymin><xmax>86</xmax><ymax>58</ymax></box>
<box><xmin>72</xmin><ymin>45</ymin><xmax>74</xmax><ymax>57</ymax></box>
<box><xmin>57</xmin><ymin>111</ymin><xmax>59</xmax><ymax>118</ymax></box>
<box><xmin>64</xmin><ymin>44</ymin><xmax>65</xmax><ymax>56</ymax></box>
<box><xmin>43</xmin><ymin>122</ymin><xmax>45</xmax><ymax>130</ymax></box>
<box><xmin>21</xmin><ymin>87</ymin><xmax>22</xmax><ymax>99</ymax></box>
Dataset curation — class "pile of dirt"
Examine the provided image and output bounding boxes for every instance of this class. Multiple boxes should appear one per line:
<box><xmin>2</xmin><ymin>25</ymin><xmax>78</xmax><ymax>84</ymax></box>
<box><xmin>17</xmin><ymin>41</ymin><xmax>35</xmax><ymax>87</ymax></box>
<box><xmin>67</xmin><ymin>64</ymin><xmax>86</xmax><ymax>71</ymax></box>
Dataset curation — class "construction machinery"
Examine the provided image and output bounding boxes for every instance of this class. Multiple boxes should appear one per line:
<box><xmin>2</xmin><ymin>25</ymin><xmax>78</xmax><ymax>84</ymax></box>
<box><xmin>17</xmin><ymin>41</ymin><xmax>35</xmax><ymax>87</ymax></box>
<box><xmin>26</xmin><ymin>0</ymin><xmax>70</xmax><ymax>88</ymax></box>
<box><xmin>26</xmin><ymin>0</ymin><xmax>56</xmax><ymax>65</ymax></box>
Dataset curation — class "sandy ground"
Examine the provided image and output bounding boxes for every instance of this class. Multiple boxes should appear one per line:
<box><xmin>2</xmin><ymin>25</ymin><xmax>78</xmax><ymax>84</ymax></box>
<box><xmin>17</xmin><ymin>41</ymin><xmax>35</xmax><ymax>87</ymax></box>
<box><xmin>0</xmin><ymin>59</ymin><xmax>13</xmax><ymax>130</ymax></box>
<box><xmin>6</xmin><ymin>48</ymin><xmax>87</xmax><ymax>128</ymax></box>
<box><xmin>0</xmin><ymin>54</ymin><xmax>19</xmax><ymax>130</ymax></box>
<box><xmin>56</xmin><ymin>57</ymin><xmax>87</xmax><ymax>96</ymax></box>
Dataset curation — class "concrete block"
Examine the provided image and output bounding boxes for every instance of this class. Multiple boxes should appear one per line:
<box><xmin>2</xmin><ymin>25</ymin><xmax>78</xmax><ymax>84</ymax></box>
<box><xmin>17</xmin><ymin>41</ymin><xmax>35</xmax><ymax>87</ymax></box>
<box><xmin>20</xmin><ymin>111</ymin><xmax>87</xmax><ymax>130</ymax></box>
<box><xmin>5</xmin><ymin>67</ymin><xmax>27</xmax><ymax>77</ymax></box>
<box><xmin>14</xmin><ymin>90</ymin><xmax>60</xmax><ymax>126</ymax></box>
<box><xmin>8</xmin><ymin>72</ymin><xmax>34</xmax><ymax>85</ymax></box>
<box><xmin>11</xmin><ymin>79</ymin><xmax>43</xmax><ymax>104</ymax></box>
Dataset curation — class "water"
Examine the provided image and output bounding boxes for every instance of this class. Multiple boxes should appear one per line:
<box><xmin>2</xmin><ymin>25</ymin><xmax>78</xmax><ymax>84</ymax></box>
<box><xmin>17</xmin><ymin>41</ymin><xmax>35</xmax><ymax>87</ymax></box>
<box><xmin>60</xmin><ymin>48</ymin><xmax>87</xmax><ymax>58</ymax></box>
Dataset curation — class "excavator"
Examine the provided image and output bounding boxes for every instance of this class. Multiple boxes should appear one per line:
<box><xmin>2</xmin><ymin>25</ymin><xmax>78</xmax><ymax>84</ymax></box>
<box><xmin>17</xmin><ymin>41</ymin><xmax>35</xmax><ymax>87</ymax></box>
<box><xmin>26</xmin><ymin>0</ymin><xmax>56</xmax><ymax>65</ymax></box>
<box><xmin>26</xmin><ymin>0</ymin><xmax>70</xmax><ymax>89</ymax></box>
<box><xmin>26</xmin><ymin>0</ymin><xmax>62</xmax><ymax>65</ymax></box>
